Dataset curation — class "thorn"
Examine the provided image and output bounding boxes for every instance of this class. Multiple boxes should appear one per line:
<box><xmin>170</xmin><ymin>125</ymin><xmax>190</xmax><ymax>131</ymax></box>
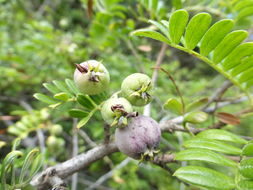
<box><xmin>75</xmin><ymin>64</ymin><xmax>88</xmax><ymax>73</ymax></box>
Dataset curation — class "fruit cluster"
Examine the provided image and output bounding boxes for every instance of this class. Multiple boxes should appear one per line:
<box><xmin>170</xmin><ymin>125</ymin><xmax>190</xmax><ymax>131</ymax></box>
<box><xmin>74</xmin><ymin>60</ymin><xmax>161</xmax><ymax>160</ymax></box>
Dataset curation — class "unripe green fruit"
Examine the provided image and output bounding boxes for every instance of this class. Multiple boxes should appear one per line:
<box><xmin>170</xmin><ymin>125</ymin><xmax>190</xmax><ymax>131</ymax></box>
<box><xmin>49</xmin><ymin>124</ymin><xmax>63</xmax><ymax>136</ymax></box>
<box><xmin>115</xmin><ymin>115</ymin><xmax>161</xmax><ymax>159</ymax></box>
<box><xmin>46</xmin><ymin>136</ymin><xmax>58</xmax><ymax>149</ymax></box>
<box><xmin>46</xmin><ymin>136</ymin><xmax>65</xmax><ymax>151</ymax></box>
<box><xmin>74</xmin><ymin>60</ymin><xmax>110</xmax><ymax>95</ymax></box>
<box><xmin>101</xmin><ymin>97</ymin><xmax>133</xmax><ymax>126</ymax></box>
<box><xmin>121</xmin><ymin>73</ymin><xmax>152</xmax><ymax>106</ymax></box>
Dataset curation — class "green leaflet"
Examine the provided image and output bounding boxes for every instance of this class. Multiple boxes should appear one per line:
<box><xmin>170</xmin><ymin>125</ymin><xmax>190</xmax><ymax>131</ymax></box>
<box><xmin>174</xmin><ymin>166</ymin><xmax>235</xmax><ymax>190</ymax></box>
<box><xmin>238</xmin><ymin>67</ymin><xmax>253</xmax><ymax>83</ymax></box>
<box><xmin>234</xmin><ymin>0</ymin><xmax>253</xmax><ymax>11</ymax></box>
<box><xmin>196</xmin><ymin>129</ymin><xmax>247</xmax><ymax>144</ymax></box>
<box><xmin>131</xmin><ymin>29</ymin><xmax>170</xmax><ymax>44</ymax></box>
<box><xmin>33</xmin><ymin>93</ymin><xmax>58</xmax><ymax>105</ymax></box>
<box><xmin>231</xmin><ymin>55</ymin><xmax>253</xmax><ymax>76</ymax></box>
<box><xmin>237</xmin><ymin>6</ymin><xmax>253</xmax><ymax>20</ymax></box>
<box><xmin>183</xmin><ymin>138</ymin><xmax>242</xmax><ymax>155</ymax></box>
<box><xmin>239</xmin><ymin>158</ymin><xmax>253</xmax><ymax>179</ymax></box>
<box><xmin>242</xmin><ymin>143</ymin><xmax>253</xmax><ymax>156</ymax></box>
<box><xmin>69</xmin><ymin>109</ymin><xmax>89</xmax><ymax>118</ymax></box>
<box><xmin>237</xmin><ymin>180</ymin><xmax>253</xmax><ymax>190</ymax></box>
<box><xmin>43</xmin><ymin>82</ymin><xmax>60</xmax><ymax>94</ymax></box>
<box><xmin>213</xmin><ymin>30</ymin><xmax>248</xmax><ymax>63</ymax></box>
<box><xmin>148</xmin><ymin>20</ymin><xmax>170</xmax><ymax>38</ymax></box>
<box><xmin>200</xmin><ymin>19</ymin><xmax>234</xmax><ymax>56</ymax></box>
<box><xmin>168</xmin><ymin>9</ymin><xmax>189</xmax><ymax>44</ymax></box>
<box><xmin>222</xmin><ymin>42</ymin><xmax>253</xmax><ymax>71</ymax></box>
<box><xmin>175</xmin><ymin>148</ymin><xmax>237</xmax><ymax>167</ymax></box>
<box><xmin>163</xmin><ymin>98</ymin><xmax>183</xmax><ymax>115</ymax></box>
<box><xmin>184</xmin><ymin>13</ymin><xmax>212</xmax><ymax>50</ymax></box>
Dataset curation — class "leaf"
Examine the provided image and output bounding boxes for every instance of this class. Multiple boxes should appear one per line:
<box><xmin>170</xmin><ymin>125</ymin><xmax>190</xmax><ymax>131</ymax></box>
<box><xmin>1</xmin><ymin>151</ymin><xmax>23</xmax><ymax>186</ymax></box>
<box><xmin>238</xmin><ymin>67</ymin><xmax>253</xmax><ymax>83</ymax></box>
<box><xmin>184</xmin><ymin>138</ymin><xmax>242</xmax><ymax>155</ymax></box>
<box><xmin>54</xmin><ymin>92</ymin><xmax>69</xmax><ymax>101</ymax></box>
<box><xmin>175</xmin><ymin>148</ymin><xmax>237</xmax><ymax>167</ymax></box>
<box><xmin>238</xmin><ymin>6</ymin><xmax>253</xmax><ymax>20</ymax></box>
<box><xmin>184</xmin><ymin>111</ymin><xmax>208</xmax><ymax>124</ymax></box>
<box><xmin>234</xmin><ymin>0</ymin><xmax>253</xmax><ymax>11</ymax></box>
<box><xmin>52</xmin><ymin>80</ymin><xmax>72</xmax><ymax>95</ymax></box>
<box><xmin>131</xmin><ymin>29</ymin><xmax>171</xmax><ymax>44</ymax></box>
<box><xmin>200</xmin><ymin>19</ymin><xmax>234</xmax><ymax>56</ymax></box>
<box><xmin>33</xmin><ymin>93</ymin><xmax>58</xmax><ymax>105</ymax></box>
<box><xmin>237</xmin><ymin>180</ymin><xmax>253</xmax><ymax>190</ymax></box>
<box><xmin>77</xmin><ymin>94</ymin><xmax>95</xmax><ymax>110</ymax></box>
<box><xmin>186</xmin><ymin>97</ymin><xmax>208</xmax><ymax>112</ymax></box>
<box><xmin>148</xmin><ymin>20</ymin><xmax>170</xmax><ymax>38</ymax></box>
<box><xmin>19</xmin><ymin>148</ymin><xmax>39</xmax><ymax>183</ymax></box>
<box><xmin>213</xmin><ymin>30</ymin><xmax>248</xmax><ymax>63</ymax></box>
<box><xmin>197</xmin><ymin>129</ymin><xmax>247</xmax><ymax>144</ymax></box>
<box><xmin>65</xmin><ymin>79</ymin><xmax>79</xmax><ymax>95</ymax></box>
<box><xmin>185</xmin><ymin>13</ymin><xmax>212</xmax><ymax>50</ymax></box>
<box><xmin>163</xmin><ymin>98</ymin><xmax>183</xmax><ymax>115</ymax></box>
<box><xmin>240</xmin><ymin>158</ymin><xmax>253</xmax><ymax>179</ymax></box>
<box><xmin>168</xmin><ymin>9</ymin><xmax>189</xmax><ymax>44</ymax></box>
<box><xmin>216</xmin><ymin>112</ymin><xmax>240</xmax><ymax>125</ymax></box>
<box><xmin>231</xmin><ymin>55</ymin><xmax>253</xmax><ymax>76</ymax></box>
<box><xmin>174</xmin><ymin>166</ymin><xmax>235</xmax><ymax>190</ymax></box>
<box><xmin>89</xmin><ymin>92</ymin><xmax>107</xmax><ymax>104</ymax></box>
<box><xmin>69</xmin><ymin>109</ymin><xmax>89</xmax><ymax>118</ymax></box>
<box><xmin>222</xmin><ymin>42</ymin><xmax>253</xmax><ymax>71</ymax></box>
<box><xmin>242</xmin><ymin>143</ymin><xmax>253</xmax><ymax>156</ymax></box>
<box><xmin>77</xmin><ymin>110</ymin><xmax>96</xmax><ymax>128</ymax></box>
<box><xmin>43</xmin><ymin>83</ymin><xmax>60</xmax><ymax>94</ymax></box>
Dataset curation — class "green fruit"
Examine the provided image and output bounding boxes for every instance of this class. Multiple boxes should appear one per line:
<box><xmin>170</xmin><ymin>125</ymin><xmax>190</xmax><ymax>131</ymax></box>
<box><xmin>49</xmin><ymin>124</ymin><xmax>63</xmax><ymax>136</ymax></box>
<box><xmin>101</xmin><ymin>97</ymin><xmax>133</xmax><ymax>126</ymax></box>
<box><xmin>121</xmin><ymin>73</ymin><xmax>152</xmax><ymax>106</ymax></box>
<box><xmin>74</xmin><ymin>60</ymin><xmax>110</xmax><ymax>95</ymax></box>
<box><xmin>46</xmin><ymin>136</ymin><xmax>58</xmax><ymax>149</ymax></box>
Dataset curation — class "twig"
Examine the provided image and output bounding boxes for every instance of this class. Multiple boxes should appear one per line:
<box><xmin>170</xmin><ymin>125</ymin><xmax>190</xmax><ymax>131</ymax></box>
<box><xmin>103</xmin><ymin>124</ymin><xmax>111</xmax><ymax>144</ymax></box>
<box><xmin>71</xmin><ymin>119</ymin><xmax>78</xmax><ymax>190</ymax></box>
<box><xmin>144</xmin><ymin>43</ymin><xmax>167</xmax><ymax>116</ymax></box>
<box><xmin>203</xmin><ymin>80</ymin><xmax>233</xmax><ymax>110</ymax></box>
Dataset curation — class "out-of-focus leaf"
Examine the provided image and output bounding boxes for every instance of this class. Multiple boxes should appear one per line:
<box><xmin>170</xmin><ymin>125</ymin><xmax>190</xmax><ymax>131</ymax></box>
<box><xmin>186</xmin><ymin>97</ymin><xmax>208</xmax><ymax>112</ymax></box>
<box><xmin>69</xmin><ymin>109</ymin><xmax>89</xmax><ymax>118</ymax></box>
<box><xmin>184</xmin><ymin>111</ymin><xmax>208</xmax><ymax>124</ymax></box>
<box><xmin>163</xmin><ymin>98</ymin><xmax>183</xmax><ymax>115</ymax></box>
<box><xmin>65</xmin><ymin>79</ymin><xmax>79</xmax><ymax>95</ymax></box>
<box><xmin>33</xmin><ymin>93</ymin><xmax>58</xmax><ymax>105</ymax></box>
<box><xmin>43</xmin><ymin>83</ymin><xmax>60</xmax><ymax>94</ymax></box>
<box><xmin>237</xmin><ymin>180</ymin><xmax>253</xmax><ymax>190</ymax></box>
<box><xmin>197</xmin><ymin>129</ymin><xmax>247</xmax><ymax>144</ymax></box>
<box><xmin>54</xmin><ymin>92</ymin><xmax>69</xmax><ymax>101</ymax></box>
<box><xmin>175</xmin><ymin>148</ymin><xmax>237</xmax><ymax>167</ymax></box>
<box><xmin>77</xmin><ymin>94</ymin><xmax>95</xmax><ymax>110</ymax></box>
<box><xmin>174</xmin><ymin>166</ymin><xmax>235</xmax><ymax>190</ymax></box>
<box><xmin>216</xmin><ymin>112</ymin><xmax>240</xmax><ymax>125</ymax></box>
<box><xmin>19</xmin><ymin>148</ymin><xmax>39</xmax><ymax>183</ymax></box>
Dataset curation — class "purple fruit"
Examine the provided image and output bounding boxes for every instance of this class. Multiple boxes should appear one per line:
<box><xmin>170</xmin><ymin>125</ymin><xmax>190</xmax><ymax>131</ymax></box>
<box><xmin>115</xmin><ymin>115</ymin><xmax>161</xmax><ymax>159</ymax></box>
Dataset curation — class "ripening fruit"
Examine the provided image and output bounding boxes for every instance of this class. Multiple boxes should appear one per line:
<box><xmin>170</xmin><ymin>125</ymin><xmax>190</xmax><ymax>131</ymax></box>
<box><xmin>74</xmin><ymin>60</ymin><xmax>110</xmax><ymax>95</ymax></box>
<box><xmin>101</xmin><ymin>97</ymin><xmax>133</xmax><ymax>126</ymax></box>
<box><xmin>115</xmin><ymin>115</ymin><xmax>161</xmax><ymax>159</ymax></box>
<box><xmin>121</xmin><ymin>73</ymin><xmax>152</xmax><ymax>106</ymax></box>
<box><xmin>49</xmin><ymin>124</ymin><xmax>63</xmax><ymax>136</ymax></box>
